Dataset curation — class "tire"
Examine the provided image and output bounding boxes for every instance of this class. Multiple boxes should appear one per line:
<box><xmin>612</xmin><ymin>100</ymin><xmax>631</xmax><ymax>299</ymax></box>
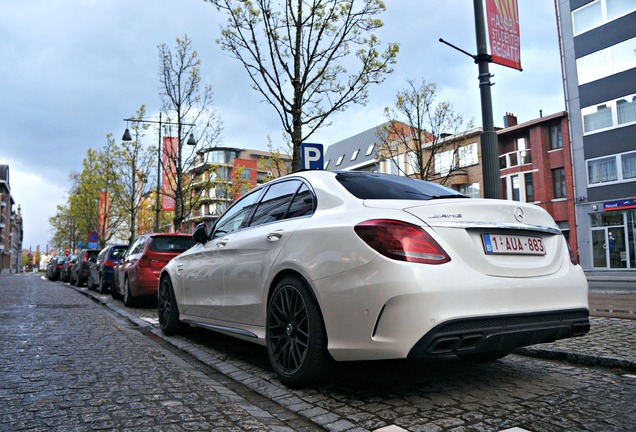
<box><xmin>87</xmin><ymin>274</ymin><xmax>95</xmax><ymax>290</ymax></box>
<box><xmin>123</xmin><ymin>277</ymin><xmax>136</xmax><ymax>307</ymax></box>
<box><xmin>158</xmin><ymin>276</ymin><xmax>188</xmax><ymax>335</ymax></box>
<box><xmin>97</xmin><ymin>274</ymin><xmax>108</xmax><ymax>294</ymax></box>
<box><xmin>266</xmin><ymin>276</ymin><xmax>330</xmax><ymax>387</ymax></box>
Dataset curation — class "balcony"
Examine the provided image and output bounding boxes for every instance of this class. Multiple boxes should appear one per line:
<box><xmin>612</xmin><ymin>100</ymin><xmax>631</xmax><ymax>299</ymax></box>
<box><xmin>500</xmin><ymin>149</ymin><xmax>532</xmax><ymax>169</ymax></box>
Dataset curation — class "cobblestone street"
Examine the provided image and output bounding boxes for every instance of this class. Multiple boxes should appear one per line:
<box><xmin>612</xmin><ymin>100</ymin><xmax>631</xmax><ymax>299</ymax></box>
<box><xmin>2</xmin><ymin>273</ymin><xmax>636</xmax><ymax>431</ymax></box>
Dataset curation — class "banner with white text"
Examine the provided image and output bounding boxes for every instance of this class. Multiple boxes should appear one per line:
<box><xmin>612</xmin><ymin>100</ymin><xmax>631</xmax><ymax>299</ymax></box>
<box><xmin>486</xmin><ymin>0</ymin><xmax>522</xmax><ymax>71</ymax></box>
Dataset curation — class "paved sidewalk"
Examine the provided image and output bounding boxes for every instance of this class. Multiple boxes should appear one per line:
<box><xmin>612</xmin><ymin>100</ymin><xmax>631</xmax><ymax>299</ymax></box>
<box><xmin>516</xmin><ymin>317</ymin><xmax>636</xmax><ymax>371</ymax></box>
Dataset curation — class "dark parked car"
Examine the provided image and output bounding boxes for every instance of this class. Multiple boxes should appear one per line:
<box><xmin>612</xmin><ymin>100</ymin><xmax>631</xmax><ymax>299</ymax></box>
<box><xmin>61</xmin><ymin>254</ymin><xmax>78</xmax><ymax>282</ymax></box>
<box><xmin>70</xmin><ymin>249</ymin><xmax>100</xmax><ymax>287</ymax></box>
<box><xmin>46</xmin><ymin>256</ymin><xmax>66</xmax><ymax>281</ymax></box>
<box><xmin>113</xmin><ymin>233</ymin><xmax>194</xmax><ymax>306</ymax></box>
<box><xmin>87</xmin><ymin>244</ymin><xmax>129</xmax><ymax>294</ymax></box>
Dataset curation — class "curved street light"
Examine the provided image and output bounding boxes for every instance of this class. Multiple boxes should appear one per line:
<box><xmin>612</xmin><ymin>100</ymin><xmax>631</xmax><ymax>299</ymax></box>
<box><xmin>122</xmin><ymin>113</ymin><xmax>196</xmax><ymax>232</ymax></box>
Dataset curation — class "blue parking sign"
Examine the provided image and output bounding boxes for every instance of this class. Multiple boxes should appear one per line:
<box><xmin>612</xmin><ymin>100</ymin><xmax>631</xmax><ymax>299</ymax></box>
<box><xmin>300</xmin><ymin>143</ymin><xmax>324</xmax><ymax>170</ymax></box>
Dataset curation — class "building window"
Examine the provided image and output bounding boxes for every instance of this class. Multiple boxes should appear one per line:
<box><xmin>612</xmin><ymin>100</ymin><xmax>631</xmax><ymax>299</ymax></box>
<box><xmin>511</xmin><ymin>175</ymin><xmax>520</xmax><ymax>201</ymax></box>
<box><xmin>552</xmin><ymin>168</ymin><xmax>566</xmax><ymax>199</ymax></box>
<box><xmin>366</xmin><ymin>144</ymin><xmax>375</xmax><ymax>156</ymax></box>
<box><xmin>572</xmin><ymin>0</ymin><xmax>636</xmax><ymax>35</ymax></box>
<box><xmin>588</xmin><ymin>156</ymin><xmax>618</xmax><ymax>185</ymax></box>
<box><xmin>458</xmin><ymin>143</ymin><xmax>478</xmax><ymax>167</ymax></box>
<box><xmin>549</xmin><ymin>125</ymin><xmax>563</xmax><ymax>150</ymax></box>
<box><xmin>622</xmin><ymin>151</ymin><xmax>636</xmax><ymax>179</ymax></box>
<box><xmin>351</xmin><ymin>149</ymin><xmax>360</xmax><ymax>161</ymax></box>
<box><xmin>576</xmin><ymin>36</ymin><xmax>636</xmax><ymax>85</ymax></box>
<box><xmin>525</xmin><ymin>173</ymin><xmax>534</xmax><ymax>202</ymax></box>
<box><xmin>456</xmin><ymin>183</ymin><xmax>480</xmax><ymax>198</ymax></box>
<box><xmin>336</xmin><ymin>155</ymin><xmax>344</xmax><ymax>166</ymax></box>
<box><xmin>434</xmin><ymin>149</ymin><xmax>454</xmax><ymax>174</ymax></box>
<box><xmin>582</xmin><ymin>94</ymin><xmax>636</xmax><ymax>134</ymax></box>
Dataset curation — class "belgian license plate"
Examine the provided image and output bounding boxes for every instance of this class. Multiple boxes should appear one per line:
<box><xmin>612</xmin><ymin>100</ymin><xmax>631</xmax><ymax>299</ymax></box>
<box><xmin>482</xmin><ymin>234</ymin><xmax>546</xmax><ymax>255</ymax></box>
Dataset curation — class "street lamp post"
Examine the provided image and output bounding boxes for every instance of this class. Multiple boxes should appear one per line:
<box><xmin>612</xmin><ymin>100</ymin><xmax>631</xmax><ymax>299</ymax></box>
<box><xmin>122</xmin><ymin>114</ymin><xmax>196</xmax><ymax>232</ymax></box>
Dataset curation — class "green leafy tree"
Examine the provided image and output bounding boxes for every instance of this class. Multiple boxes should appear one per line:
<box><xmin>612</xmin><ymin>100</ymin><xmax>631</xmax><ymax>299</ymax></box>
<box><xmin>49</xmin><ymin>203</ymin><xmax>78</xmax><ymax>253</ymax></box>
<box><xmin>157</xmin><ymin>35</ymin><xmax>223</xmax><ymax>232</ymax></box>
<box><xmin>207</xmin><ymin>0</ymin><xmax>399</xmax><ymax>170</ymax></box>
<box><xmin>257</xmin><ymin>137</ymin><xmax>292</xmax><ymax>180</ymax></box>
<box><xmin>380</xmin><ymin>78</ymin><xmax>474</xmax><ymax>183</ymax></box>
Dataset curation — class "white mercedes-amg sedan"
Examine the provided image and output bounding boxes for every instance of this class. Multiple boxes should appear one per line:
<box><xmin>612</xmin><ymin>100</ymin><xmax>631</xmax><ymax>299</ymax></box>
<box><xmin>158</xmin><ymin>170</ymin><xmax>590</xmax><ymax>386</ymax></box>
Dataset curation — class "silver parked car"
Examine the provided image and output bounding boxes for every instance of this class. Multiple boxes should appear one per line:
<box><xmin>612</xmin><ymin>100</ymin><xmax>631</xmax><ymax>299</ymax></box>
<box><xmin>158</xmin><ymin>170</ymin><xmax>589</xmax><ymax>386</ymax></box>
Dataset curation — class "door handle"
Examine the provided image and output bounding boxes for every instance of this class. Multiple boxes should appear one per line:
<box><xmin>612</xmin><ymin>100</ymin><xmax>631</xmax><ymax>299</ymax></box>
<box><xmin>267</xmin><ymin>230</ymin><xmax>284</xmax><ymax>242</ymax></box>
<box><xmin>216</xmin><ymin>239</ymin><xmax>228</xmax><ymax>248</ymax></box>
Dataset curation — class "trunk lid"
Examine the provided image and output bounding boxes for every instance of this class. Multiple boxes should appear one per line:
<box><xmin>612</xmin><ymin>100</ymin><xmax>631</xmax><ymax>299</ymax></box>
<box><xmin>365</xmin><ymin>198</ymin><xmax>566</xmax><ymax>277</ymax></box>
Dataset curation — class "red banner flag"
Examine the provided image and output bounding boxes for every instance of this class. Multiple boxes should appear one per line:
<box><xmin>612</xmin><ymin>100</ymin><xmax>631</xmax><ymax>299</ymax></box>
<box><xmin>486</xmin><ymin>0</ymin><xmax>522</xmax><ymax>70</ymax></box>
<box><xmin>162</xmin><ymin>136</ymin><xmax>177</xmax><ymax>211</ymax></box>
<box><xmin>98</xmin><ymin>191</ymin><xmax>109</xmax><ymax>234</ymax></box>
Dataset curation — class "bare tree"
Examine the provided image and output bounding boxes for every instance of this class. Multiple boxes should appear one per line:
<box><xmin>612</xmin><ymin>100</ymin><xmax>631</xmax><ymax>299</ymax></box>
<box><xmin>110</xmin><ymin>107</ymin><xmax>156</xmax><ymax>243</ymax></box>
<box><xmin>157</xmin><ymin>34</ymin><xmax>223</xmax><ymax>231</ymax></box>
<box><xmin>380</xmin><ymin>78</ymin><xmax>474</xmax><ymax>183</ymax></box>
<box><xmin>207</xmin><ymin>0</ymin><xmax>399</xmax><ymax>170</ymax></box>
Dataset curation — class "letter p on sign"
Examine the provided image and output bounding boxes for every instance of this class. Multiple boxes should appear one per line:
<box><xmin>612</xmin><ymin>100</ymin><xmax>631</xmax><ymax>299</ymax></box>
<box><xmin>301</xmin><ymin>143</ymin><xmax>324</xmax><ymax>170</ymax></box>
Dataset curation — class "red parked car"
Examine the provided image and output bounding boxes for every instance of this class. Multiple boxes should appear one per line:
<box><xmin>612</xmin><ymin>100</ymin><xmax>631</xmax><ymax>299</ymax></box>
<box><xmin>113</xmin><ymin>233</ymin><xmax>194</xmax><ymax>307</ymax></box>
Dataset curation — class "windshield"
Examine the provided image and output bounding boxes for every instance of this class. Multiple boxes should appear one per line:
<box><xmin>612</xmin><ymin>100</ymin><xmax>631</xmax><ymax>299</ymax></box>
<box><xmin>149</xmin><ymin>236</ymin><xmax>194</xmax><ymax>253</ymax></box>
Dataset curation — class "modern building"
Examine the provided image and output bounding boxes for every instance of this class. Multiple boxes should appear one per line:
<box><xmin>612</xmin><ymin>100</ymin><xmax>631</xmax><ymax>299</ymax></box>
<box><xmin>557</xmin><ymin>0</ymin><xmax>636</xmax><ymax>272</ymax></box>
<box><xmin>324</xmin><ymin>121</ymin><xmax>484</xmax><ymax>198</ymax></box>
<box><xmin>0</xmin><ymin>165</ymin><xmax>24</xmax><ymax>273</ymax></box>
<box><xmin>498</xmin><ymin>112</ymin><xmax>578</xmax><ymax>257</ymax></box>
<box><xmin>185</xmin><ymin>146</ymin><xmax>292</xmax><ymax>231</ymax></box>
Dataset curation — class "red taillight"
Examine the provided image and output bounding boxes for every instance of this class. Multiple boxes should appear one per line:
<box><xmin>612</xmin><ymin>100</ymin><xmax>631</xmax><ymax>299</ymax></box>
<box><xmin>103</xmin><ymin>259</ymin><xmax>116</xmax><ymax>268</ymax></box>
<box><xmin>139</xmin><ymin>256</ymin><xmax>165</xmax><ymax>269</ymax></box>
<box><xmin>354</xmin><ymin>219</ymin><xmax>451</xmax><ymax>265</ymax></box>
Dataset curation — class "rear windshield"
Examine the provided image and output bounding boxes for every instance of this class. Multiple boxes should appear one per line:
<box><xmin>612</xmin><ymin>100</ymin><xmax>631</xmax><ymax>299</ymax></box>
<box><xmin>111</xmin><ymin>247</ymin><xmax>127</xmax><ymax>259</ymax></box>
<box><xmin>335</xmin><ymin>171</ymin><xmax>466</xmax><ymax>200</ymax></box>
<box><xmin>149</xmin><ymin>236</ymin><xmax>194</xmax><ymax>253</ymax></box>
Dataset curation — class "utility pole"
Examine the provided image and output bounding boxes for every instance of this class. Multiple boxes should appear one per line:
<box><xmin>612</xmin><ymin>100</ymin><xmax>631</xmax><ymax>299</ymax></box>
<box><xmin>439</xmin><ymin>0</ymin><xmax>501</xmax><ymax>199</ymax></box>
<box><xmin>473</xmin><ymin>0</ymin><xmax>500</xmax><ymax>199</ymax></box>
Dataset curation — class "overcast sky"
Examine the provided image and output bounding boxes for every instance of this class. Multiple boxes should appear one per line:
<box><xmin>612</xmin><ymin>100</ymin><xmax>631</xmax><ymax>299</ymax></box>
<box><xmin>1</xmin><ymin>0</ymin><xmax>566</xmax><ymax>251</ymax></box>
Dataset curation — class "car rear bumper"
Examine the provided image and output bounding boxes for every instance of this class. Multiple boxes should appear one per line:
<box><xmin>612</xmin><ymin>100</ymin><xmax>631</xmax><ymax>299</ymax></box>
<box><xmin>407</xmin><ymin>308</ymin><xmax>590</xmax><ymax>357</ymax></box>
<box><xmin>312</xmin><ymin>254</ymin><xmax>589</xmax><ymax>361</ymax></box>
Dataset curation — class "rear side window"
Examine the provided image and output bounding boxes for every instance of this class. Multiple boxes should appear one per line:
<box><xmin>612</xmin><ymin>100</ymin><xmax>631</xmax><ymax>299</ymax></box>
<box><xmin>286</xmin><ymin>184</ymin><xmax>314</xmax><ymax>218</ymax></box>
<box><xmin>336</xmin><ymin>172</ymin><xmax>466</xmax><ymax>200</ymax></box>
<box><xmin>149</xmin><ymin>236</ymin><xmax>194</xmax><ymax>253</ymax></box>
<box><xmin>250</xmin><ymin>180</ymin><xmax>300</xmax><ymax>227</ymax></box>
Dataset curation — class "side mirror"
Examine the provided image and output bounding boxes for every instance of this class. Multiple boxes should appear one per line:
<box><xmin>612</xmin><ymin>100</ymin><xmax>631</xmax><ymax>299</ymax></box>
<box><xmin>192</xmin><ymin>222</ymin><xmax>209</xmax><ymax>244</ymax></box>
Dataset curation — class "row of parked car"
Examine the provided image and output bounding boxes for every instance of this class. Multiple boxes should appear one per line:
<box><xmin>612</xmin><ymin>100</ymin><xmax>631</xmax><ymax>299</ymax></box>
<box><xmin>46</xmin><ymin>233</ymin><xmax>194</xmax><ymax>307</ymax></box>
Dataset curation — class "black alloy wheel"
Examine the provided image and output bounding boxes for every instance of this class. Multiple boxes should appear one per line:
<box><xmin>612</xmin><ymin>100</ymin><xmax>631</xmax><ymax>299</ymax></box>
<box><xmin>266</xmin><ymin>276</ymin><xmax>329</xmax><ymax>387</ymax></box>
<box><xmin>158</xmin><ymin>276</ymin><xmax>187</xmax><ymax>335</ymax></box>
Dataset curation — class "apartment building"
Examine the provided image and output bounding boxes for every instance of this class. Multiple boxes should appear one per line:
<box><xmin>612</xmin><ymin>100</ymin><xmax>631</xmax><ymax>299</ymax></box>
<box><xmin>498</xmin><ymin>112</ymin><xmax>578</xmax><ymax>257</ymax></box>
<box><xmin>324</xmin><ymin>121</ymin><xmax>484</xmax><ymax>198</ymax></box>
<box><xmin>557</xmin><ymin>0</ymin><xmax>636</xmax><ymax>272</ymax></box>
<box><xmin>185</xmin><ymin>146</ymin><xmax>291</xmax><ymax>231</ymax></box>
<box><xmin>0</xmin><ymin>165</ymin><xmax>24</xmax><ymax>273</ymax></box>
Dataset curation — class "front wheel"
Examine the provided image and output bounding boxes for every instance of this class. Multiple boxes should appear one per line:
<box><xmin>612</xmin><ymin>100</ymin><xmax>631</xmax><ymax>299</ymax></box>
<box><xmin>266</xmin><ymin>276</ymin><xmax>330</xmax><ymax>387</ymax></box>
<box><xmin>158</xmin><ymin>276</ymin><xmax>188</xmax><ymax>335</ymax></box>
